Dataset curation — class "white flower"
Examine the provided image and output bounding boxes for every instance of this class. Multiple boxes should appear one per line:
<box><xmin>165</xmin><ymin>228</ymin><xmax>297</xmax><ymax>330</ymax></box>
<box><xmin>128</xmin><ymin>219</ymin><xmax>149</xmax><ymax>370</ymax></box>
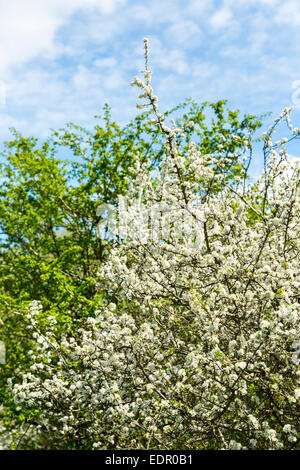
<box><xmin>229</xmin><ymin>440</ymin><xmax>242</xmax><ymax>450</ymax></box>
<box><xmin>283</xmin><ymin>424</ymin><xmax>292</xmax><ymax>433</ymax></box>
<box><xmin>235</xmin><ymin>361</ymin><xmax>247</xmax><ymax>370</ymax></box>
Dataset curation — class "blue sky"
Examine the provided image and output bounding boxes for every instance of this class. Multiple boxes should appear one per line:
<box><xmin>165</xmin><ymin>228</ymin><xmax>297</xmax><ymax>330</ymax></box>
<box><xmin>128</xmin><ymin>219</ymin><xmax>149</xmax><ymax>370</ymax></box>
<box><xmin>0</xmin><ymin>0</ymin><xmax>299</xmax><ymax>177</ymax></box>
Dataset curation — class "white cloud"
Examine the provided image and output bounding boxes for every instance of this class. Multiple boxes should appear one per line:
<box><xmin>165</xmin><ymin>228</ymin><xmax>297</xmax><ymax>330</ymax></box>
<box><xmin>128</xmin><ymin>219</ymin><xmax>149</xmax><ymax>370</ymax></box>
<box><xmin>72</xmin><ymin>65</ymin><xmax>99</xmax><ymax>90</ymax></box>
<box><xmin>186</xmin><ymin>0</ymin><xmax>214</xmax><ymax>17</ymax></box>
<box><xmin>210</xmin><ymin>7</ymin><xmax>233</xmax><ymax>29</ymax></box>
<box><xmin>139</xmin><ymin>37</ymin><xmax>189</xmax><ymax>75</ymax></box>
<box><xmin>94</xmin><ymin>58</ymin><xmax>117</xmax><ymax>68</ymax></box>
<box><xmin>275</xmin><ymin>0</ymin><xmax>300</xmax><ymax>26</ymax></box>
<box><xmin>72</xmin><ymin>63</ymin><xmax>126</xmax><ymax>93</ymax></box>
<box><xmin>0</xmin><ymin>0</ymin><xmax>126</xmax><ymax>73</ymax></box>
<box><xmin>190</xmin><ymin>61</ymin><xmax>219</xmax><ymax>80</ymax></box>
<box><xmin>165</xmin><ymin>20</ymin><xmax>202</xmax><ymax>46</ymax></box>
<box><xmin>125</xmin><ymin>4</ymin><xmax>154</xmax><ymax>25</ymax></box>
<box><xmin>223</xmin><ymin>0</ymin><xmax>279</xmax><ymax>8</ymax></box>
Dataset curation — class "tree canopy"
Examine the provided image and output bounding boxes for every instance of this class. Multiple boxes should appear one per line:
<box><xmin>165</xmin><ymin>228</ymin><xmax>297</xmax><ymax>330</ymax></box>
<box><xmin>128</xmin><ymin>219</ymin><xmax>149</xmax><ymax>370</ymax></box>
<box><xmin>0</xmin><ymin>43</ymin><xmax>299</xmax><ymax>450</ymax></box>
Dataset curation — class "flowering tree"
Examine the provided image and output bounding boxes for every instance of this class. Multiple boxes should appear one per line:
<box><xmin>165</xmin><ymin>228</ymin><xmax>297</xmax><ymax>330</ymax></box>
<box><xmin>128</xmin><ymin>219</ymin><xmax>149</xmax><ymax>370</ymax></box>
<box><xmin>0</xmin><ymin>82</ymin><xmax>263</xmax><ymax>450</ymax></box>
<box><xmin>3</xmin><ymin>40</ymin><xmax>300</xmax><ymax>450</ymax></box>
